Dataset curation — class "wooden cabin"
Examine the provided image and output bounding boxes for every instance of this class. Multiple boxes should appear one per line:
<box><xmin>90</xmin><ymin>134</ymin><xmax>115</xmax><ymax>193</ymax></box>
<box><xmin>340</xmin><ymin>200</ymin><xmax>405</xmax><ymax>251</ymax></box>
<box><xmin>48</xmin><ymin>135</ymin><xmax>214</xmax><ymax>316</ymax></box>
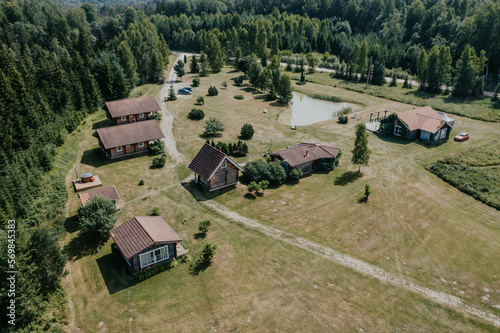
<box><xmin>382</xmin><ymin>106</ymin><xmax>454</xmax><ymax>144</ymax></box>
<box><xmin>79</xmin><ymin>185</ymin><xmax>119</xmax><ymax>206</ymax></box>
<box><xmin>104</xmin><ymin>96</ymin><xmax>161</xmax><ymax>125</ymax></box>
<box><xmin>188</xmin><ymin>143</ymin><xmax>244</xmax><ymax>192</ymax></box>
<box><xmin>94</xmin><ymin>120</ymin><xmax>165</xmax><ymax>159</ymax></box>
<box><xmin>269</xmin><ymin>143</ymin><xmax>341</xmax><ymax>174</ymax></box>
<box><xmin>110</xmin><ymin>216</ymin><xmax>187</xmax><ymax>274</ymax></box>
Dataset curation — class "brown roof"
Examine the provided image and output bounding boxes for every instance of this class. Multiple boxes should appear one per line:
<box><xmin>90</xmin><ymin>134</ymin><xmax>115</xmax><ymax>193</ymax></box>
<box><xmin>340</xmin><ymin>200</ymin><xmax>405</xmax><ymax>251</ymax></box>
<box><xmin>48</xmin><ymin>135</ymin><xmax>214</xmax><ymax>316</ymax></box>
<box><xmin>104</xmin><ymin>96</ymin><xmax>161</xmax><ymax>118</ymax></box>
<box><xmin>397</xmin><ymin>106</ymin><xmax>451</xmax><ymax>134</ymax></box>
<box><xmin>110</xmin><ymin>216</ymin><xmax>182</xmax><ymax>260</ymax></box>
<box><xmin>188</xmin><ymin>143</ymin><xmax>243</xmax><ymax>181</ymax></box>
<box><xmin>95</xmin><ymin>120</ymin><xmax>165</xmax><ymax>149</ymax></box>
<box><xmin>269</xmin><ymin>143</ymin><xmax>340</xmax><ymax>167</ymax></box>
<box><xmin>79</xmin><ymin>185</ymin><xmax>119</xmax><ymax>206</ymax></box>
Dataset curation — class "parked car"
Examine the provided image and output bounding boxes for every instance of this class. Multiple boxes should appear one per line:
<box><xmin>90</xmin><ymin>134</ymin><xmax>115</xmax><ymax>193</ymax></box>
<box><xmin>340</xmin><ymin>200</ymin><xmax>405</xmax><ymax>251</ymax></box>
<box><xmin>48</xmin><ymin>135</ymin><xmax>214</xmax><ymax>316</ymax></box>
<box><xmin>454</xmin><ymin>132</ymin><xmax>469</xmax><ymax>141</ymax></box>
<box><xmin>182</xmin><ymin>87</ymin><xmax>193</xmax><ymax>92</ymax></box>
<box><xmin>178</xmin><ymin>88</ymin><xmax>192</xmax><ymax>95</ymax></box>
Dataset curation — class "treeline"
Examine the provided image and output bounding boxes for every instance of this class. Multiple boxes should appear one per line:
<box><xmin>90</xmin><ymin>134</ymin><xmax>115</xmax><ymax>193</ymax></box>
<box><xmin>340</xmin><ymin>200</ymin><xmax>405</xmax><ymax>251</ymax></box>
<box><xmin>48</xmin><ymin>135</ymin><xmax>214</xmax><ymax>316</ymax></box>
<box><xmin>0</xmin><ymin>0</ymin><xmax>170</xmax><ymax>330</ymax></box>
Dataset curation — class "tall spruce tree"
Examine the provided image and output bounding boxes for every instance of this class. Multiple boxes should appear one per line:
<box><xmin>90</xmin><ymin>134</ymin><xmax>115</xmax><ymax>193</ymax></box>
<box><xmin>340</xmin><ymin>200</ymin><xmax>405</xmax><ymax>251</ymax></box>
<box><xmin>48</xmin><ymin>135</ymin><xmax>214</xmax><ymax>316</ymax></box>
<box><xmin>351</xmin><ymin>123</ymin><xmax>371</xmax><ymax>173</ymax></box>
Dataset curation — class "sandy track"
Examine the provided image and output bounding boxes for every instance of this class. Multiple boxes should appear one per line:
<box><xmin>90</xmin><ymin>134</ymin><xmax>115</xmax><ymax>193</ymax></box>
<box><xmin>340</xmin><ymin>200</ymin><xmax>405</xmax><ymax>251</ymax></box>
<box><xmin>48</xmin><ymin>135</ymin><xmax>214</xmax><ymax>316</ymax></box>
<box><xmin>200</xmin><ymin>199</ymin><xmax>500</xmax><ymax>328</ymax></box>
<box><xmin>158</xmin><ymin>53</ymin><xmax>195</xmax><ymax>163</ymax></box>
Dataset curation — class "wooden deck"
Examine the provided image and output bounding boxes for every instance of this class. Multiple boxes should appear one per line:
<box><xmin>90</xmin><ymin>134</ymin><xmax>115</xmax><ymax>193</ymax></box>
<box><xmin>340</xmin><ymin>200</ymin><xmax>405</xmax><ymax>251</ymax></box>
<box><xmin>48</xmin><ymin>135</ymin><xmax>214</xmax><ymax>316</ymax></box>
<box><xmin>74</xmin><ymin>175</ymin><xmax>102</xmax><ymax>192</ymax></box>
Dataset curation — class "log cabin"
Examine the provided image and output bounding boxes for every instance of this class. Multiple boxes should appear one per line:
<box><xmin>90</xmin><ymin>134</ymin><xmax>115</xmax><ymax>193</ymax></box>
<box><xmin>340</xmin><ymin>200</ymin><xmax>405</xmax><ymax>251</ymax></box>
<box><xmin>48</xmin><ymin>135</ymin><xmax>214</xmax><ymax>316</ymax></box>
<box><xmin>269</xmin><ymin>143</ymin><xmax>341</xmax><ymax>174</ymax></box>
<box><xmin>104</xmin><ymin>96</ymin><xmax>161</xmax><ymax>125</ymax></box>
<box><xmin>94</xmin><ymin>120</ymin><xmax>165</xmax><ymax>159</ymax></box>
<box><xmin>110</xmin><ymin>216</ymin><xmax>186</xmax><ymax>274</ymax></box>
<box><xmin>380</xmin><ymin>106</ymin><xmax>454</xmax><ymax>144</ymax></box>
<box><xmin>188</xmin><ymin>143</ymin><xmax>244</xmax><ymax>192</ymax></box>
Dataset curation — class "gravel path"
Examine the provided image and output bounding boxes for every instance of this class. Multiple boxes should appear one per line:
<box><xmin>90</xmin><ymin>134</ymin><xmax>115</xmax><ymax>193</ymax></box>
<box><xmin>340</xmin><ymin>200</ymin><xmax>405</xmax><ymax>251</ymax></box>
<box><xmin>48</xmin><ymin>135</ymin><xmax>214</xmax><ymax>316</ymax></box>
<box><xmin>158</xmin><ymin>53</ymin><xmax>195</xmax><ymax>163</ymax></box>
<box><xmin>200</xmin><ymin>199</ymin><xmax>500</xmax><ymax>328</ymax></box>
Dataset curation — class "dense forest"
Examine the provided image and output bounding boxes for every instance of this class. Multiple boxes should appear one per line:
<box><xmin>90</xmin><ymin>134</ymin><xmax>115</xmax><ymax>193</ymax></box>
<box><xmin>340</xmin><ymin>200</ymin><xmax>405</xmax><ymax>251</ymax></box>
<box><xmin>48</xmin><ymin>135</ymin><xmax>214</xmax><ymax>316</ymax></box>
<box><xmin>0</xmin><ymin>0</ymin><xmax>498</xmax><ymax>330</ymax></box>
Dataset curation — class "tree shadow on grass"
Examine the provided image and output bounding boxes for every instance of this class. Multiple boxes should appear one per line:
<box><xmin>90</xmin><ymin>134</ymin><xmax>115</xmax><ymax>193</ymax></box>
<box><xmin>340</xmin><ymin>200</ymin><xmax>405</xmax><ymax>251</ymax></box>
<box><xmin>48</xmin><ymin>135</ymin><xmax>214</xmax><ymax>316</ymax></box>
<box><xmin>96</xmin><ymin>246</ymin><xmax>139</xmax><ymax>295</ymax></box>
<box><xmin>194</xmin><ymin>232</ymin><xmax>206</xmax><ymax>240</ymax></box>
<box><xmin>357</xmin><ymin>196</ymin><xmax>369</xmax><ymax>204</ymax></box>
<box><xmin>189</xmin><ymin>260</ymin><xmax>212</xmax><ymax>276</ymax></box>
<box><xmin>244</xmin><ymin>193</ymin><xmax>256</xmax><ymax>200</ymax></box>
<box><xmin>80</xmin><ymin>148</ymin><xmax>111</xmax><ymax>168</ymax></box>
<box><xmin>334</xmin><ymin>171</ymin><xmax>362</xmax><ymax>186</ymax></box>
<box><xmin>64</xmin><ymin>215</ymin><xmax>79</xmax><ymax>234</ymax></box>
<box><xmin>64</xmin><ymin>232</ymin><xmax>109</xmax><ymax>261</ymax></box>
<box><xmin>92</xmin><ymin>119</ymin><xmax>112</xmax><ymax>130</ymax></box>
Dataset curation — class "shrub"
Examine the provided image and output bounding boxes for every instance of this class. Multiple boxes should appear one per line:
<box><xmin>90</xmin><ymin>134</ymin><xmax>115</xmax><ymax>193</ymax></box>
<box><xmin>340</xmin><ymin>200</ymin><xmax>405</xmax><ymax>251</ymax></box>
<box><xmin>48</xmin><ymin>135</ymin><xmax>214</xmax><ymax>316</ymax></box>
<box><xmin>234</xmin><ymin>95</ymin><xmax>244</xmax><ymax>100</ymax></box>
<box><xmin>234</xmin><ymin>77</ymin><xmax>243</xmax><ymax>85</ymax></box>
<box><xmin>150</xmin><ymin>111</ymin><xmax>162</xmax><ymax>121</ymax></box>
<box><xmin>78</xmin><ymin>196</ymin><xmax>117</xmax><ymax>236</ymax></box>
<box><xmin>150</xmin><ymin>139</ymin><xmax>165</xmax><ymax>155</ymax></box>
<box><xmin>247</xmin><ymin>181</ymin><xmax>261</xmax><ymax>194</ymax></box>
<box><xmin>338</xmin><ymin>115</ymin><xmax>348</xmax><ymax>124</ymax></box>
<box><xmin>139</xmin><ymin>179</ymin><xmax>145</xmax><ymax>185</ymax></box>
<box><xmin>200</xmin><ymin>242</ymin><xmax>217</xmax><ymax>264</ymax></box>
<box><xmin>188</xmin><ymin>108</ymin><xmax>205</xmax><ymax>120</ymax></box>
<box><xmin>288</xmin><ymin>168</ymin><xmax>303</xmax><ymax>180</ymax></box>
<box><xmin>192</xmin><ymin>76</ymin><xmax>200</xmax><ymax>87</ymax></box>
<box><xmin>151</xmin><ymin>207</ymin><xmax>160</xmax><ymax>216</ymax></box>
<box><xmin>167</xmin><ymin>84</ymin><xmax>177</xmax><ymax>100</ymax></box>
<box><xmin>364</xmin><ymin>184</ymin><xmax>371</xmax><ymax>201</ymax></box>
<box><xmin>221</xmin><ymin>81</ymin><xmax>227</xmax><ymax>89</ymax></box>
<box><xmin>151</xmin><ymin>157</ymin><xmax>166</xmax><ymax>168</ymax></box>
<box><xmin>198</xmin><ymin>220</ymin><xmax>212</xmax><ymax>234</ymax></box>
<box><xmin>296</xmin><ymin>81</ymin><xmax>306</xmax><ymax>85</ymax></box>
<box><xmin>240</xmin><ymin>123</ymin><xmax>254</xmax><ymax>139</ymax></box>
<box><xmin>208</xmin><ymin>86</ymin><xmax>218</xmax><ymax>96</ymax></box>
<box><xmin>180</xmin><ymin>254</ymin><xmax>191</xmax><ymax>263</ymax></box>
<box><xmin>196</xmin><ymin>96</ymin><xmax>205</xmax><ymax>105</ymax></box>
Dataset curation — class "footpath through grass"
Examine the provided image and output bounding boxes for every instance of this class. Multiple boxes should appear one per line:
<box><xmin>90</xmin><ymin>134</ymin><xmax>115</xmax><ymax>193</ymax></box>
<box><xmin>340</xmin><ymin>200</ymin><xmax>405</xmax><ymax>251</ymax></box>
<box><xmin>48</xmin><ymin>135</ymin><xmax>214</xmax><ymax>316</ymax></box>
<box><xmin>427</xmin><ymin>139</ymin><xmax>500</xmax><ymax>209</ymax></box>
<box><xmin>290</xmin><ymin>71</ymin><xmax>500</xmax><ymax>122</ymax></box>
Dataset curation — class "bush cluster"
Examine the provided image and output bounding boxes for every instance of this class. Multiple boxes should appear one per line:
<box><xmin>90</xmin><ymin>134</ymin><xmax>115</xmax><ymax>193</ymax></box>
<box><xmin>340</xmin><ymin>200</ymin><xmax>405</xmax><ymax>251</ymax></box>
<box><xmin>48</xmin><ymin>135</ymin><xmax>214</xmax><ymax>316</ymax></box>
<box><xmin>150</xmin><ymin>139</ymin><xmax>165</xmax><ymax>155</ymax></box>
<box><xmin>198</xmin><ymin>220</ymin><xmax>212</xmax><ymax>234</ymax></box>
<box><xmin>135</xmin><ymin>258</ymin><xmax>182</xmax><ymax>281</ymax></box>
<box><xmin>288</xmin><ymin>168</ymin><xmax>303</xmax><ymax>180</ymax></box>
<box><xmin>208</xmin><ymin>86</ymin><xmax>218</xmax><ymax>96</ymax></box>
<box><xmin>243</xmin><ymin>160</ymin><xmax>287</xmax><ymax>186</ymax></box>
<box><xmin>234</xmin><ymin>95</ymin><xmax>244</xmax><ymax>100</ymax></box>
<box><xmin>240</xmin><ymin>123</ymin><xmax>254</xmax><ymax>139</ymax></box>
<box><xmin>78</xmin><ymin>196</ymin><xmax>117</xmax><ymax>236</ymax></box>
<box><xmin>188</xmin><ymin>108</ymin><xmax>205</xmax><ymax>120</ymax></box>
<box><xmin>151</xmin><ymin>157</ymin><xmax>165</xmax><ymax>168</ymax></box>
<box><xmin>192</xmin><ymin>76</ymin><xmax>200</xmax><ymax>87</ymax></box>
<box><xmin>207</xmin><ymin>140</ymin><xmax>248</xmax><ymax>157</ymax></box>
<box><xmin>338</xmin><ymin>115</ymin><xmax>348</xmax><ymax>124</ymax></box>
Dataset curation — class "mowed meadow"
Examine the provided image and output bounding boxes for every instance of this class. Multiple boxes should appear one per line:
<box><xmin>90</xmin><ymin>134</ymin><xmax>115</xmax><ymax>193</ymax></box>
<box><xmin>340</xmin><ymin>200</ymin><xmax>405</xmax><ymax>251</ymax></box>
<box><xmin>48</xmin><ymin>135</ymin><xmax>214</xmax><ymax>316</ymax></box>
<box><xmin>63</xmin><ymin>62</ymin><xmax>500</xmax><ymax>332</ymax></box>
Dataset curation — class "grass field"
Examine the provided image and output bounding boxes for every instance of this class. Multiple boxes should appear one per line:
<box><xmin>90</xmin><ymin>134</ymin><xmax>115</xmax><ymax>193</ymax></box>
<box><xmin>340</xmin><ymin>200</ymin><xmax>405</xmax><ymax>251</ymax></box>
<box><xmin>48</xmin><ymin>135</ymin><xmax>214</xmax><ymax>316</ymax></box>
<box><xmin>62</xmin><ymin>62</ymin><xmax>500</xmax><ymax>332</ymax></box>
<box><xmin>427</xmin><ymin>138</ymin><xmax>500</xmax><ymax>209</ymax></box>
<box><xmin>292</xmin><ymin>70</ymin><xmax>500</xmax><ymax>122</ymax></box>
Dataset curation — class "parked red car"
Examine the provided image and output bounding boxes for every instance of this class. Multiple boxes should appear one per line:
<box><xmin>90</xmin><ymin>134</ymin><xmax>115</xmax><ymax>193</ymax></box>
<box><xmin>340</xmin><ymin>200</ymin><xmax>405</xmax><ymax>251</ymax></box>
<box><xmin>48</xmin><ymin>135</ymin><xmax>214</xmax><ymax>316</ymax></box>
<box><xmin>454</xmin><ymin>132</ymin><xmax>469</xmax><ymax>141</ymax></box>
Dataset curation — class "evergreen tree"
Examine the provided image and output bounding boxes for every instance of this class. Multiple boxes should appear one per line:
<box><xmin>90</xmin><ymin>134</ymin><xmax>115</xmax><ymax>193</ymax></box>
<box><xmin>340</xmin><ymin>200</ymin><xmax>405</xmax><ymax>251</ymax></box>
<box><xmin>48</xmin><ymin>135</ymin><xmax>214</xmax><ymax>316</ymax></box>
<box><xmin>276</xmin><ymin>74</ymin><xmax>293</xmax><ymax>103</ymax></box>
<box><xmin>351</xmin><ymin>123</ymin><xmax>371</xmax><ymax>173</ymax></box>
<box><xmin>190</xmin><ymin>55</ymin><xmax>200</xmax><ymax>73</ymax></box>
<box><xmin>95</xmin><ymin>28</ymin><xmax>109</xmax><ymax>53</ymax></box>
<box><xmin>168</xmin><ymin>84</ymin><xmax>177</xmax><ymax>100</ymax></box>
<box><xmin>417</xmin><ymin>48</ymin><xmax>428</xmax><ymax>90</ymax></box>
<box><xmin>371</xmin><ymin>60</ymin><xmax>386</xmax><ymax>86</ymax></box>
<box><xmin>174</xmin><ymin>60</ymin><xmax>185</xmax><ymax>81</ymax></box>
<box><xmin>390</xmin><ymin>71</ymin><xmax>397</xmax><ymax>87</ymax></box>
<box><xmin>200</xmin><ymin>53</ymin><xmax>209</xmax><ymax>76</ymax></box>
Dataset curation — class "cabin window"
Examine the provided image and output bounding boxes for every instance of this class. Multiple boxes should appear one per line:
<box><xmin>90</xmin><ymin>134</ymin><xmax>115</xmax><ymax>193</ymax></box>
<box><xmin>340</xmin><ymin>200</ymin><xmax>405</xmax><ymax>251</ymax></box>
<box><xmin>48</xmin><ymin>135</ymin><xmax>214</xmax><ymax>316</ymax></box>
<box><xmin>221</xmin><ymin>160</ymin><xmax>227</xmax><ymax>169</ymax></box>
<box><xmin>121</xmin><ymin>116</ymin><xmax>127</xmax><ymax>121</ymax></box>
<box><xmin>394</xmin><ymin>125</ymin><xmax>402</xmax><ymax>136</ymax></box>
<box><xmin>139</xmin><ymin>113</ymin><xmax>145</xmax><ymax>118</ymax></box>
<box><xmin>126</xmin><ymin>144</ymin><xmax>131</xmax><ymax>148</ymax></box>
<box><xmin>420</xmin><ymin>130</ymin><xmax>430</xmax><ymax>140</ymax></box>
<box><xmin>138</xmin><ymin>142</ymin><xmax>145</xmax><ymax>148</ymax></box>
<box><xmin>440</xmin><ymin>128</ymin><xmax>447</xmax><ymax>139</ymax></box>
<box><xmin>116</xmin><ymin>146</ymin><xmax>123</xmax><ymax>152</ymax></box>
<box><xmin>139</xmin><ymin>245</ymin><xmax>169</xmax><ymax>269</ymax></box>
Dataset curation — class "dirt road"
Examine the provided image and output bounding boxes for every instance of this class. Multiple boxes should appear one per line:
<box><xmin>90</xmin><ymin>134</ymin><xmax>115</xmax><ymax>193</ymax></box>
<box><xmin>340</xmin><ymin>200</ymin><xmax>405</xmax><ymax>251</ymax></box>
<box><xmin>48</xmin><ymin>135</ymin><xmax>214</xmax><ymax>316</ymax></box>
<box><xmin>200</xmin><ymin>199</ymin><xmax>500</xmax><ymax>329</ymax></box>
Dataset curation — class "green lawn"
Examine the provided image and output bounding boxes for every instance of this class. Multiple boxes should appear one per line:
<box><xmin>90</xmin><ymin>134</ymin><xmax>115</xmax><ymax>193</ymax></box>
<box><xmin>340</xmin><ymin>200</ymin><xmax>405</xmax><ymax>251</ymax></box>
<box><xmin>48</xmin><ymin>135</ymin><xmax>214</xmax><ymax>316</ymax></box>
<box><xmin>292</xmin><ymin>70</ymin><xmax>500</xmax><ymax>122</ymax></box>
<box><xmin>62</xmin><ymin>63</ymin><xmax>500</xmax><ymax>331</ymax></box>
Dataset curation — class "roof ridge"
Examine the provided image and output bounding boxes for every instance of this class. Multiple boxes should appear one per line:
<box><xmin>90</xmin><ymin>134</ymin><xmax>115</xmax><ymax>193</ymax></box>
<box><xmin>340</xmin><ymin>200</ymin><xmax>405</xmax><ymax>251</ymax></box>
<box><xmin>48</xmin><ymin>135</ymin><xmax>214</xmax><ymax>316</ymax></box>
<box><xmin>106</xmin><ymin>95</ymin><xmax>154</xmax><ymax>103</ymax></box>
<box><xmin>203</xmin><ymin>142</ymin><xmax>228</xmax><ymax>156</ymax></box>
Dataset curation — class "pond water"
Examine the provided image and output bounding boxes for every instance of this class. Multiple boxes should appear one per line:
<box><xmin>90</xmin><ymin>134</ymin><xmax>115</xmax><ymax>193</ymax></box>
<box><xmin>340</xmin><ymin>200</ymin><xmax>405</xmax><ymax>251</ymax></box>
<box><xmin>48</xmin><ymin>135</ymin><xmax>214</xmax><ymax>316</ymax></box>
<box><xmin>290</xmin><ymin>92</ymin><xmax>360</xmax><ymax>126</ymax></box>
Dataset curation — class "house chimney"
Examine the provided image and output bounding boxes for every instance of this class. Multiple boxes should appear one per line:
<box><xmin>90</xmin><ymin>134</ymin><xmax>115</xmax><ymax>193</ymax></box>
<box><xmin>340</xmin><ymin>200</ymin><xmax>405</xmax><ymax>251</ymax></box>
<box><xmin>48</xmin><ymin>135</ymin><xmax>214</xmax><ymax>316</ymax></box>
<box><xmin>219</xmin><ymin>148</ymin><xmax>222</xmax><ymax>152</ymax></box>
<box><xmin>305</xmin><ymin>149</ymin><xmax>309</xmax><ymax>156</ymax></box>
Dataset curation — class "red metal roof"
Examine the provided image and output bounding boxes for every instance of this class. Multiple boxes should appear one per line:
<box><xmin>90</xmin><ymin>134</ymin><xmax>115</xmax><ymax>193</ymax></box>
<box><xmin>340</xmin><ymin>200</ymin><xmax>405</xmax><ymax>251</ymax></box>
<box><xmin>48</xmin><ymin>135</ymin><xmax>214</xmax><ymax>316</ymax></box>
<box><xmin>188</xmin><ymin>143</ymin><xmax>243</xmax><ymax>181</ymax></box>
<box><xmin>95</xmin><ymin>120</ymin><xmax>165</xmax><ymax>149</ymax></box>
<box><xmin>269</xmin><ymin>143</ymin><xmax>340</xmax><ymax>167</ymax></box>
<box><xmin>104</xmin><ymin>96</ymin><xmax>161</xmax><ymax>118</ymax></box>
<box><xmin>110</xmin><ymin>216</ymin><xmax>182</xmax><ymax>260</ymax></box>
<box><xmin>79</xmin><ymin>185</ymin><xmax>119</xmax><ymax>206</ymax></box>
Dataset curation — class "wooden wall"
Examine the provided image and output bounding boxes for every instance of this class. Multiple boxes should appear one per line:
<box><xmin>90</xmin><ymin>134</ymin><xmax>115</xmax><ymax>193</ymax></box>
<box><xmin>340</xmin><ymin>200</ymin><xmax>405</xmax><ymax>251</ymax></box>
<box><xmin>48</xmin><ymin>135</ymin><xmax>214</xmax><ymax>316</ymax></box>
<box><xmin>113</xmin><ymin>112</ymin><xmax>151</xmax><ymax>125</ymax></box>
<box><xmin>209</xmin><ymin>161</ymin><xmax>239</xmax><ymax>190</ymax></box>
<box><xmin>131</xmin><ymin>243</ymin><xmax>177</xmax><ymax>273</ymax></box>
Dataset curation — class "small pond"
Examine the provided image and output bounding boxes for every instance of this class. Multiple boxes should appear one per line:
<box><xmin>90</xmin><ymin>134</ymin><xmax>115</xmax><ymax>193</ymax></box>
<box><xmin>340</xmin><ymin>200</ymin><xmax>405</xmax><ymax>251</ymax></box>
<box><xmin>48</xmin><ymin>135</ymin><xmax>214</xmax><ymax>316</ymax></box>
<box><xmin>290</xmin><ymin>92</ymin><xmax>360</xmax><ymax>126</ymax></box>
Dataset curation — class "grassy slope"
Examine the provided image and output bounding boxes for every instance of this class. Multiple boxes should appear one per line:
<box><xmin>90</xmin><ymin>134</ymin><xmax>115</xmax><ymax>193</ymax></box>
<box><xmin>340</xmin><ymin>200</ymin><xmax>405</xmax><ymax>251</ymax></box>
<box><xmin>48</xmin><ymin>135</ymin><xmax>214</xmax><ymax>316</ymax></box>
<box><xmin>62</xmin><ymin>64</ymin><xmax>500</xmax><ymax>332</ymax></box>
<box><xmin>293</xmin><ymin>70</ymin><xmax>500</xmax><ymax>122</ymax></box>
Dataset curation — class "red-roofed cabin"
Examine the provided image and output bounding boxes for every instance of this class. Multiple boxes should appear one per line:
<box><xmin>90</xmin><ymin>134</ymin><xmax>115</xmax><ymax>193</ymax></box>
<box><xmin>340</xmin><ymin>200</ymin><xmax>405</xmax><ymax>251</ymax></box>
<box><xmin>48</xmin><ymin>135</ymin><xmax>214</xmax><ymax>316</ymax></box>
<box><xmin>269</xmin><ymin>143</ymin><xmax>341</xmax><ymax>174</ymax></box>
<box><xmin>188</xmin><ymin>143</ymin><xmax>244</xmax><ymax>192</ymax></box>
<box><xmin>104</xmin><ymin>96</ymin><xmax>161</xmax><ymax>125</ymax></box>
<box><xmin>383</xmin><ymin>106</ymin><xmax>454</xmax><ymax>143</ymax></box>
<box><xmin>110</xmin><ymin>216</ymin><xmax>187</xmax><ymax>274</ymax></box>
<box><xmin>94</xmin><ymin>120</ymin><xmax>165</xmax><ymax>159</ymax></box>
